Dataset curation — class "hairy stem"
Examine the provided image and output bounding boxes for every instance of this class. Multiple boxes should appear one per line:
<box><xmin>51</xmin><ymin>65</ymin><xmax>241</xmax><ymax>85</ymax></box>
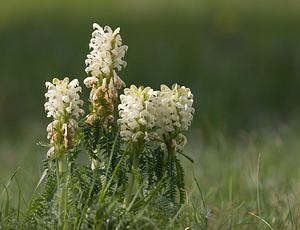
<box><xmin>58</xmin><ymin>157</ymin><xmax>64</xmax><ymax>176</ymax></box>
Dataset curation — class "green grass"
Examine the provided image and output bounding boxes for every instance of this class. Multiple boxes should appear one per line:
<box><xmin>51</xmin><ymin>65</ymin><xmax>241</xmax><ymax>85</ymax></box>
<box><xmin>183</xmin><ymin>123</ymin><xmax>300</xmax><ymax>229</ymax></box>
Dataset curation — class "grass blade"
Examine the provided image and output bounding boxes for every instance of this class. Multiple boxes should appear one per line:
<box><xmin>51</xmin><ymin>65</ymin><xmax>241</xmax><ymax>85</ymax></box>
<box><xmin>250</xmin><ymin>211</ymin><xmax>274</xmax><ymax>229</ymax></box>
<box><xmin>27</xmin><ymin>169</ymin><xmax>48</xmax><ymax>212</ymax></box>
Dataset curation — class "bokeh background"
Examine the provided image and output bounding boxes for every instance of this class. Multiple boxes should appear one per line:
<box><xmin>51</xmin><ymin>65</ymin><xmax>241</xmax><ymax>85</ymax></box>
<box><xmin>1</xmin><ymin>0</ymin><xmax>300</xmax><ymax>181</ymax></box>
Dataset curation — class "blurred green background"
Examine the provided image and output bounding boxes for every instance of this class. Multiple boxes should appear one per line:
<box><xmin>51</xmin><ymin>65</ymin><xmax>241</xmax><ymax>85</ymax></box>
<box><xmin>1</xmin><ymin>0</ymin><xmax>300</xmax><ymax>176</ymax></box>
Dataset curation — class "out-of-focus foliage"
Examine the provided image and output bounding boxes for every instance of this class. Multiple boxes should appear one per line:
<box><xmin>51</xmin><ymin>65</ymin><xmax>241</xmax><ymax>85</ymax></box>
<box><xmin>1</xmin><ymin>0</ymin><xmax>300</xmax><ymax>136</ymax></box>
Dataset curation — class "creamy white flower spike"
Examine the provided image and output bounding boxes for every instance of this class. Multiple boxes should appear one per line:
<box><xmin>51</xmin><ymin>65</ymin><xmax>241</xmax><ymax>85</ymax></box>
<box><xmin>45</xmin><ymin>77</ymin><xmax>84</xmax><ymax>157</ymax></box>
<box><xmin>155</xmin><ymin>84</ymin><xmax>194</xmax><ymax>154</ymax></box>
<box><xmin>118</xmin><ymin>85</ymin><xmax>156</xmax><ymax>142</ymax></box>
<box><xmin>84</xmin><ymin>23</ymin><xmax>128</xmax><ymax>124</ymax></box>
<box><xmin>45</xmin><ymin>77</ymin><xmax>84</xmax><ymax>119</ymax></box>
<box><xmin>84</xmin><ymin>23</ymin><xmax>127</xmax><ymax>87</ymax></box>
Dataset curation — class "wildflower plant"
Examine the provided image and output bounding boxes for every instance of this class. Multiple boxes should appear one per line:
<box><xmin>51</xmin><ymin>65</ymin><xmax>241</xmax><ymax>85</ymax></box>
<box><xmin>117</xmin><ymin>85</ymin><xmax>157</xmax><ymax>207</ymax></box>
<box><xmin>44</xmin><ymin>77</ymin><xmax>84</xmax><ymax>174</ymax></box>
<box><xmin>84</xmin><ymin>23</ymin><xmax>127</xmax><ymax>126</ymax></box>
<box><xmin>153</xmin><ymin>84</ymin><xmax>195</xmax><ymax>202</ymax></box>
<box><xmin>19</xmin><ymin>23</ymin><xmax>199</xmax><ymax>229</ymax></box>
<box><xmin>83</xmin><ymin>23</ymin><xmax>128</xmax><ymax>170</ymax></box>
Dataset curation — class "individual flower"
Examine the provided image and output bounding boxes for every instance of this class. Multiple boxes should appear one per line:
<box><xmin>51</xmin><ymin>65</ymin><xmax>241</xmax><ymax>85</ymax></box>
<box><xmin>84</xmin><ymin>23</ymin><xmax>128</xmax><ymax>125</ymax></box>
<box><xmin>154</xmin><ymin>84</ymin><xmax>194</xmax><ymax>155</ymax></box>
<box><xmin>44</xmin><ymin>77</ymin><xmax>84</xmax><ymax>158</ymax></box>
<box><xmin>118</xmin><ymin>85</ymin><xmax>156</xmax><ymax>142</ymax></box>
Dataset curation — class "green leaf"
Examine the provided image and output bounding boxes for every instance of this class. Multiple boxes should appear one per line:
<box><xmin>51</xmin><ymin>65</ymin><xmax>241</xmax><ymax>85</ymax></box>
<box><xmin>178</xmin><ymin>152</ymin><xmax>194</xmax><ymax>163</ymax></box>
<box><xmin>132</xmin><ymin>167</ymin><xmax>142</xmax><ymax>189</ymax></box>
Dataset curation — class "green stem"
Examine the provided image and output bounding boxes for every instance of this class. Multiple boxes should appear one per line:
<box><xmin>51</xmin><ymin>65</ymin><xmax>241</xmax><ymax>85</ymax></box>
<box><xmin>58</xmin><ymin>157</ymin><xmax>64</xmax><ymax>176</ymax></box>
<box><xmin>98</xmin><ymin>149</ymin><xmax>127</xmax><ymax>204</ymax></box>
<box><xmin>124</xmin><ymin>149</ymin><xmax>140</xmax><ymax>208</ymax></box>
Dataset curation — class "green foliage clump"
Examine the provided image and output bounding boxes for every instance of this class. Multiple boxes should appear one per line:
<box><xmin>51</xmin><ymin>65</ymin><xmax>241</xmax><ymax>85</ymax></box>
<box><xmin>1</xmin><ymin>117</ymin><xmax>204</xmax><ymax>229</ymax></box>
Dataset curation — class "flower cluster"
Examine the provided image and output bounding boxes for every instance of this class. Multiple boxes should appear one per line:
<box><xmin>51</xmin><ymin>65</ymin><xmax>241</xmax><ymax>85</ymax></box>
<box><xmin>45</xmin><ymin>77</ymin><xmax>84</xmax><ymax>157</ymax></box>
<box><xmin>85</xmin><ymin>23</ymin><xmax>127</xmax><ymax>79</ymax></box>
<box><xmin>155</xmin><ymin>84</ymin><xmax>194</xmax><ymax>154</ymax></box>
<box><xmin>118</xmin><ymin>85</ymin><xmax>156</xmax><ymax>142</ymax></box>
<box><xmin>118</xmin><ymin>84</ymin><xmax>194</xmax><ymax>154</ymax></box>
<box><xmin>84</xmin><ymin>23</ymin><xmax>128</xmax><ymax>125</ymax></box>
<box><xmin>41</xmin><ymin>23</ymin><xmax>195</xmax><ymax>208</ymax></box>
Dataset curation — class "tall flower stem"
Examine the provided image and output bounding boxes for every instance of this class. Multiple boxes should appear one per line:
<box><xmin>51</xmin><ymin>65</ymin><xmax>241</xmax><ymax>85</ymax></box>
<box><xmin>124</xmin><ymin>143</ymin><xmax>143</xmax><ymax>207</ymax></box>
<box><xmin>56</xmin><ymin>132</ymin><xmax>65</xmax><ymax>177</ymax></box>
<box><xmin>45</xmin><ymin>77</ymin><xmax>84</xmax><ymax>174</ymax></box>
<box><xmin>58</xmin><ymin>157</ymin><xmax>64</xmax><ymax>176</ymax></box>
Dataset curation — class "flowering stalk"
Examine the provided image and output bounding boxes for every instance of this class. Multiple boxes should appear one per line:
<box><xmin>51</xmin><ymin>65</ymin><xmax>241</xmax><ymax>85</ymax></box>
<box><xmin>84</xmin><ymin>23</ymin><xmax>128</xmax><ymax>125</ymax></box>
<box><xmin>45</xmin><ymin>77</ymin><xmax>84</xmax><ymax>175</ymax></box>
<box><xmin>118</xmin><ymin>85</ymin><xmax>156</xmax><ymax>207</ymax></box>
<box><xmin>118</xmin><ymin>84</ymin><xmax>194</xmax><ymax>202</ymax></box>
<box><xmin>123</xmin><ymin>141</ymin><xmax>143</xmax><ymax>208</ymax></box>
<box><xmin>153</xmin><ymin>84</ymin><xmax>194</xmax><ymax>202</ymax></box>
<box><xmin>154</xmin><ymin>84</ymin><xmax>194</xmax><ymax>160</ymax></box>
<box><xmin>84</xmin><ymin>23</ymin><xmax>128</xmax><ymax>170</ymax></box>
